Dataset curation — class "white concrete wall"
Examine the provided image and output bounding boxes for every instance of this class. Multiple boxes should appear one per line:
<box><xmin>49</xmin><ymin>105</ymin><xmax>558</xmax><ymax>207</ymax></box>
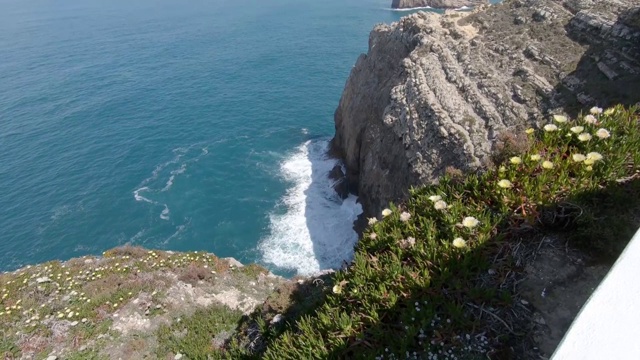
<box><xmin>552</xmin><ymin>227</ymin><xmax>640</xmax><ymax>360</ymax></box>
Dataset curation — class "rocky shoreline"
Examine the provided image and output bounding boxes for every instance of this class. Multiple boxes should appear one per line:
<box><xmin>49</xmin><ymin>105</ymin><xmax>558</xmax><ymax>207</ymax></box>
<box><xmin>332</xmin><ymin>0</ymin><xmax>640</xmax><ymax>218</ymax></box>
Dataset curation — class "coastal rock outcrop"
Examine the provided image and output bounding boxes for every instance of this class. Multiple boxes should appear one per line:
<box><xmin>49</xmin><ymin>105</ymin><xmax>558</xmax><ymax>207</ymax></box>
<box><xmin>392</xmin><ymin>0</ymin><xmax>487</xmax><ymax>10</ymax></box>
<box><xmin>332</xmin><ymin>0</ymin><xmax>640</xmax><ymax>217</ymax></box>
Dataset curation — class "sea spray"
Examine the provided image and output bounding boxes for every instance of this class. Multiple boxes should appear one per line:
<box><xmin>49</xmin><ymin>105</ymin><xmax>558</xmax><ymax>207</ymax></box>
<box><xmin>260</xmin><ymin>140</ymin><xmax>362</xmax><ymax>275</ymax></box>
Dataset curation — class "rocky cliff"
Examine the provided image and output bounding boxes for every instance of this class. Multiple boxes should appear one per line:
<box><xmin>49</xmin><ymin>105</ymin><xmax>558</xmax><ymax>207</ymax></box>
<box><xmin>392</xmin><ymin>0</ymin><xmax>486</xmax><ymax>10</ymax></box>
<box><xmin>332</xmin><ymin>0</ymin><xmax>640</xmax><ymax>217</ymax></box>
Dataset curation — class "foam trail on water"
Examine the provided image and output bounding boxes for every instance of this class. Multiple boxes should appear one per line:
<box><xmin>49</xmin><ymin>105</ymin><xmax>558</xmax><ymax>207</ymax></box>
<box><xmin>162</xmin><ymin>164</ymin><xmax>187</xmax><ymax>192</ymax></box>
<box><xmin>386</xmin><ymin>6</ymin><xmax>433</xmax><ymax>11</ymax></box>
<box><xmin>133</xmin><ymin>187</ymin><xmax>154</xmax><ymax>204</ymax></box>
<box><xmin>160</xmin><ymin>205</ymin><xmax>170</xmax><ymax>220</ymax></box>
<box><xmin>260</xmin><ymin>140</ymin><xmax>362</xmax><ymax>275</ymax></box>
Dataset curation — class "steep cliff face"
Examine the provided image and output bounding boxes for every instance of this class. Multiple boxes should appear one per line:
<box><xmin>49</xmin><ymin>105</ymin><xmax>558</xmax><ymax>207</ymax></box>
<box><xmin>332</xmin><ymin>0</ymin><xmax>640</xmax><ymax>217</ymax></box>
<box><xmin>391</xmin><ymin>0</ymin><xmax>486</xmax><ymax>9</ymax></box>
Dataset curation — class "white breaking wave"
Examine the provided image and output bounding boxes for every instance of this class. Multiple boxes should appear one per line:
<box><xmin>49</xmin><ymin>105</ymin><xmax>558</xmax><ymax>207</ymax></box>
<box><xmin>162</xmin><ymin>164</ymin><xmax>187</xmax><ymax>192</ymax></box>
<box><xmin>386</xmin><ymin>6</ymin><xmax>433</xmax><ymax>11</ymax></box>
<box><xmin>260</xmin><ymin>140</ymin><xmax>362</xmax><ymax>275</ymax></box>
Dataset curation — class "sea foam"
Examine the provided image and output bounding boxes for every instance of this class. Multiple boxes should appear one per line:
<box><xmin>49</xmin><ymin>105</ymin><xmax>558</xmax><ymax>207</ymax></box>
<box><xmin>260</xmin><ymin>140</ymin><xmax>362</xmax><ymax>275</ymax></box>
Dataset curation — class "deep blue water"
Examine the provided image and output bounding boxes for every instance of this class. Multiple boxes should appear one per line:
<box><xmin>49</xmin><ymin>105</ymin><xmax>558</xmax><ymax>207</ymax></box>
<box><xmin>0</xmin><ymin>0</ymin><xmax>489</xmax><ymax>276</ymax></box>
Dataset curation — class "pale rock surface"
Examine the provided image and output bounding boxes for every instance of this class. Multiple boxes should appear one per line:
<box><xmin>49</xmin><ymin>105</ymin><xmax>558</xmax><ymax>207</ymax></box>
<box><xmin>332</xmin><ymin>0</ymin><xmax>640</xmax><ymax>217</ymax></box>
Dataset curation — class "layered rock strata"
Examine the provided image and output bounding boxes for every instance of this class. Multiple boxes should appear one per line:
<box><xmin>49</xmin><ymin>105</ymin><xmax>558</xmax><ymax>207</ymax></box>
<box><xmin>392</xmin><ymin>0</ymin><xmax>487</xmax><ymax>9</ymax></box>
<box><xmin>332</xmin><ymin>0</ymin><xmax>640</xmax><ymax>217</ymax></box>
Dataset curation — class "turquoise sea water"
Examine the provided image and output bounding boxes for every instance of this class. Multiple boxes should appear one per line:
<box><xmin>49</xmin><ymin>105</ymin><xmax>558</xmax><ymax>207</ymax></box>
<box><xmin>0</xmin><ymin>0</ymin><xmax>495</xmax><ymax>276</ymax></box>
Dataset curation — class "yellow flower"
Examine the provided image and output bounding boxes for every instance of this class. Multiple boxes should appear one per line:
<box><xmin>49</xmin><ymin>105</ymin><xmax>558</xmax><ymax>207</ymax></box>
<box><xmin>544</xmin><ymin>124</ymin><xmax>558</xmax><ymax>132</ymax></box>
<box><xmin>497</xmin><ymin>179</ymin><xmax>513</xmax><ymax>189</ymax></box>
<box><xmin>428</xmin><ymin>195</ymin><xmax>442</xmax><ymax>202</ymax></box>
<box><xmin>585</xmin><ymin>166</ymin><xmax>593</xmax><ymax>172</ymax></box>
<box><xmin>510</xmin><ymin>156</ymin><xmax>522</xmax><ymax>165</ymax></box>
<box><xmin>586</xmin><ymin>152</ymin><xmax>603</xmax><ymax>161</ymax></box>
<box><xmin>578</xmin><ymin>133</ymin><xmax>592</xmax><ymax>142</ymax></box>
<box><xmin>570</xmin><ymin>126</ymin><xmax>584</xmax><ymax>134</ymax></box>
<box><xmin>367</xmin><ymin>217</ymin><xmax>378</xmax><ymax>226</ymax></box>
<box><xmin>590</xmin><ymin>107</ymin><xmax>603</xmax><ymax>115</ymax></box>
<box><xmin>596</xmin><ymin>128</ymin><xmax>610</xmax><ymax>139</ymax></box>
<box><xmin>381</xmin><ymin>209</ymin><xmax>392</xmax><ymax>217</ymax></box>
<box><xmin>498</xmin><ymin>166</ymin><xmax>507</xmax><ymax>173</ymax></box>
<box><xmin>553</xmin><ymin>115</ymin><xmax>568</xmax><ymax>123</ymax></box>
<box><xmin>530</xmin><ymin>154</ymin><xmax>541</xmax><ymax>161</ymax></box>
<box><xmin>434</xmin><ymin>200</ymin><xmax>448</xmax><ymax>210</ymax></box>
<box><xmin>584</xmin><ymin>158</ymin><xmax>595</xmax><ymax>165</ymax></box>
<box><xmin>452</xmin><ymin>238</ymin><xmax>467</xmax><ymax>248</ymax></box>
<box><xmin>584</xmin><ymin>114</ymin><xmax>597</xmax><ymax>124</ymax></box>
<box><xmin>525</xmin><ymin>128</ymin><xmax>535</xmax><ymax>135</ymax></box>
<box><xmin>604</xmin><ymin>107</ymin><xmax>616</xmax><ymax>115</ymax></box>
<box><xmin>572</xmin><ymin>154</ymin><xmax>586</xmax><ymax>162</ymax></box>
<box><xmin>462</xmin><ymin>217</ymin><xmax>480</xmax><ymax>228</ymax></box>
<box><xmin>542</xmin><ymin>161</ymin><xmax>554</xmax><ymax>169</ymax></box>
<box><xmin>332</xmin><ymin>285</ymin><xmax>342</xmax><ymax>294</ymax></box>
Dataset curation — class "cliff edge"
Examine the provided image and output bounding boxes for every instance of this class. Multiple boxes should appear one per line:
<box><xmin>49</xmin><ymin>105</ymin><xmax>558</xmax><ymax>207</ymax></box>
<box><xmin>332</xmin><ymin>0</ymin><xmax>640</xmax><ymax>217</ymax></box>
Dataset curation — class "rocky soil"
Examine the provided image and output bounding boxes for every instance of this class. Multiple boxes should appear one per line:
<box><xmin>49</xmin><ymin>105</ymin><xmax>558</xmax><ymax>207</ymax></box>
<box><xmin>0</xmin><ymin>247</ymin><xmax>291</xmax><ymax>359</ymax></box>
<box><xmin>332</xmin><ymin>0</ymin><xmax>640</xmax><ymax>218</ymax></box>
<box><xmin>391</xmin><ymin>0</ymin><xmax>487</xmax><ymax>9</ymax></box>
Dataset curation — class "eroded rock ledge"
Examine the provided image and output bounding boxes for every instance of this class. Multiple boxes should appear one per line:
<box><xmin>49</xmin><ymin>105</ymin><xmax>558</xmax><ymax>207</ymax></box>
<box><xmin>392</xmin><ymin>0</ymin><xmax>487</xmax><ymax>10</ymax></box>
<box><xmin>332</xmin><ymin>0</ymin><xmax>640</xmax><ymax>217</ymax></box>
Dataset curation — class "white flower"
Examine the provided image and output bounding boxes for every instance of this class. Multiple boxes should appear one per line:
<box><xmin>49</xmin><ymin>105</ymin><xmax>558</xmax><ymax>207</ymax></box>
<box><xmin>578</xmin><ymin>133</ymin><xmax>592</xmax><ymax>142</ymax></box>
<box><xmin>382</xmin><ymin>209</ymin><xmax>392</xmax><ymax>217</ymax></box>
<box><xmin>510</xmin><ymin>157</ymin><xmax>522</xmax><ymax>165</ymax></box>
<box><xmin>332</xmin><ymin>285</ymin><xmax>342</xmax><ymax>294</ymax></box>
<box><xmin>572</xmin><ymin>154</ymin><xmax>586</xmax><ymax>162</ymax></box>
<box><xmin>368</xmin><ymin>217</ymin><xmax>378</xmax><ymax>225</ymax></box>
<box><xmin>570</xmin><ymin>126</ymin><xmax>584</xmax><ymax>134</ymax></box>
<box><xmin>585</xmin><ymin>166</ymin><xmax>593</xmax><ymax>172</ymax></box>
<box><xmin>530</xmin><ymin>154</ymin><xmax>541</xmax><ymax>161</ymax></box>
<box><xmin>429</xmin><ymin>195</ymin><xmax>442</xmax><ymax>202</ymax></box>
<box><xmin>586</xmin><ymin>152</ymin><xmax>603</xmax><ymax>161</ymax></box>
<box><xmin>452</xmin><ymin>238</ymin><xmax>467</xmax><ymax>248</ymax></box>
<box><xmin>596</xmin><ymin>128</ymin><xmax>610</xmax><ymax>139</ymax></box>
<box><xmin>553</xmin><ymin>115</ymin><xmax>568</xmax><ymax>123</ymax></box>
<box><xmin>542</xmin><ymin>161</ymin><xmax>554</xmax><ymax>169</ymax></box>
<box><xmin>434</xmin><ymin>200</ymin><xmax>448</xmax><ymax>210</ymax></box>
<box><xmin>604</xmin><ymin>107</ymin><xmax>616</xmax><ymax>115</ymax></box>
<box><xmin>497</xmin><ymin>179</ymin><xmax>513</xmax><ymax>189</ymax></box>
<box><xmin>400</xmin><ymin>212</ymin><xmax>411</xmax><ymax>222</ymax></box>
<box><xmin>590</xmin><ymin>107</ymin><xmax>603</xmax><ymax>115</ymax></box>
<box><xmin>399</xmin><ymin>237</ymin><xmax>416</xmax><ymax>249</ymax></box>
<box><xmin>544</xmin><ymin>124</ymin><xmax>558</xmax><ymax>132</ymax></box>
<box><xmin>498</xmin><ymin>166</ymin><xmax>507</xmax><ymax>173</ymax></box>
<box><xmin>584</xmin><ymin>158</ymin><xmax>595</xmax><ymax>166</ymax></box>
<box><xmin>584</xmin><ymin>115</ymin><xmax>597</xmax><ymax>124</ymax></box>
<box><xmin>369</xmin><ymin>233</ymin><xmax>377</xmax><ymax>240</ymax></box>
<box><xmin>462</xmin><ymin>217</ymin><xmax>480</xmax><ymax>228</ymax></box>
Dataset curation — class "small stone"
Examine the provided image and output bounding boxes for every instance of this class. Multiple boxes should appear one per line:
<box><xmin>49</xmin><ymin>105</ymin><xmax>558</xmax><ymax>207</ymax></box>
<box><xmin>174</xmin><ymin>354</ymin><xmax>183</xmax><ymax>360</ymax></box>
<box><xmin>36</xmin><ymin>277</ymin><xmax>51</xmax><ymax>284</ymax></box>
<box><xmin>271</xmin><ymin>314</ymin><xmax>284</xmax><ymax>324</ymax></box>
<box><xmin>520</xmin><ymin>299</ymin><xmax>529</xmax><ymax>305</ymax></box>
<box><xmin>70</xmin><ymin>321</ymin><xmax>79</xmax><ymax>326</ymax></box>
<box><xmin>46</xmin><ymin>356</ymin><xmax>58</xmax><ymax>360</ymax></box>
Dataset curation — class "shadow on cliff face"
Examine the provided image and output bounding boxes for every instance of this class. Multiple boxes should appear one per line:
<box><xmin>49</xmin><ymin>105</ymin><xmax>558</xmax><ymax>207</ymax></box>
<box><xmin>555</xmin><ymin>7</ymin><xmax>640</xmax><ymax>116</ymax></box>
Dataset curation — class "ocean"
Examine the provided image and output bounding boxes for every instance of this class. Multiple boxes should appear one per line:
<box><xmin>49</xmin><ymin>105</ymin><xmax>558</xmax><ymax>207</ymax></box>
<box><xmin>0</xmin><ymin>0</ymin><xmax>495</xmax><ymax>276</ymax></box>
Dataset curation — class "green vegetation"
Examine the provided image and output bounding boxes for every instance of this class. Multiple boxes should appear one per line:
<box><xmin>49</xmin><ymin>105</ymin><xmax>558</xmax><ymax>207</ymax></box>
<box><xmin>155</xmin><ymin>305</ymin><xmax>243</xmax><ymax>359</ymax></box>
<box><xmin>236</xmin><ymin>106</ymin><xmax>640</xmax><ymax>359</ymax></box>
<box><xmin>1</xmin><ymin>106</ymin><xmax>638</xmax><ymax>359</ymax></box>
